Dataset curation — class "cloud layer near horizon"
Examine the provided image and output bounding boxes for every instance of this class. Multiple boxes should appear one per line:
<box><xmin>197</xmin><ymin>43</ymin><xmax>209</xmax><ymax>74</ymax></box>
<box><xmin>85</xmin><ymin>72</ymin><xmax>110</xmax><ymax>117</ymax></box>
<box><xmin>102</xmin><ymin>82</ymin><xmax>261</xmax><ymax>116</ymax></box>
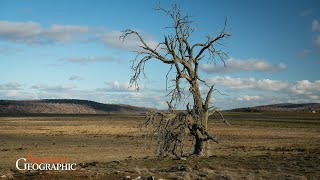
<box><xmin>207</xmin><ymin>76</ymin><xmax>320</xmax><ymax>101</ymax></box>
<box><xmin>201</xmin><ymin>58</ymin><xmax>287</xmax><ymax>74</ymax></box>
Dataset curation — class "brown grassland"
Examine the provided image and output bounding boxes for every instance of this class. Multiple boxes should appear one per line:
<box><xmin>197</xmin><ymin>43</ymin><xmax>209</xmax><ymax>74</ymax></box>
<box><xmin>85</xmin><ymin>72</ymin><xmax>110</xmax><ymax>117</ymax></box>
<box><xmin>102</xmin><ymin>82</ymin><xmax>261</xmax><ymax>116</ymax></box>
<box><xmin>0</xmin><ymin>112</ymin><xmax>319</xmax><ymax>179</ymax></box>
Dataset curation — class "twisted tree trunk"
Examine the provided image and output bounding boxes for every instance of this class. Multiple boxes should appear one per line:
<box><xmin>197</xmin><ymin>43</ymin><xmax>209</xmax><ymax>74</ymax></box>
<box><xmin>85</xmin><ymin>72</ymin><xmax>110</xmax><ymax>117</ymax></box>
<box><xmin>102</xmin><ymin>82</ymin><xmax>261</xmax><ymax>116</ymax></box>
<box><xmin>189</xmin><ymin>81</ymin><xmax>216</xmax><ymax>155</ymax></box>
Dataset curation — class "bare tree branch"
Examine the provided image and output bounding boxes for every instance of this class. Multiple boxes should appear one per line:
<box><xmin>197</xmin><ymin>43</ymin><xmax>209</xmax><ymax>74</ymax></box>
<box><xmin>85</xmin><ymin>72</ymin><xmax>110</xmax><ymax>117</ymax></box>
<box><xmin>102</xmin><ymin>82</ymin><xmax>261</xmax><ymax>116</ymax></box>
<box><xmin>192</xmin><ymin>18</ymin><xmax>231</xmax><ymax>62</ymax></box>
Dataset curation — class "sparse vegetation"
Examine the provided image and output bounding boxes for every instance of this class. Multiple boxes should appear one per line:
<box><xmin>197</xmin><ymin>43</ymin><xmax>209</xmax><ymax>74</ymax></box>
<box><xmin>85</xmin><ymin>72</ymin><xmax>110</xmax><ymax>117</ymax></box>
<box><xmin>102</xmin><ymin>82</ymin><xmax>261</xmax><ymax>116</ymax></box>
<box><xmin>0</xmin><ymin>112</ymin><xmax>319</xmax><ymax>179</ymax></box>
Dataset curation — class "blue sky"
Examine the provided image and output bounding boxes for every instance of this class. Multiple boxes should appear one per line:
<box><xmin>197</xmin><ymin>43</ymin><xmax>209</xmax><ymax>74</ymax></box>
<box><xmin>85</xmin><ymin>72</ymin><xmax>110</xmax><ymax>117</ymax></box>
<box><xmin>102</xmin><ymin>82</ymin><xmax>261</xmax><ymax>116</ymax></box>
<box><xmin>0</xmin><ymin>0</ymin><xmax>319</xmax><ymax>109</ymax></box>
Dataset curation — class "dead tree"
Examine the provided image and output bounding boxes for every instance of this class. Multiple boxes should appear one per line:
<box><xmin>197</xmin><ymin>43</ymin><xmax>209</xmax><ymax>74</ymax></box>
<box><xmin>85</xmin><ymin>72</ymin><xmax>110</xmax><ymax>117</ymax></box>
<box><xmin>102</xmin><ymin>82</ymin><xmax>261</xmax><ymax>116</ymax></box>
<box><xmin>121</xmin><ymin>4</ymin><xmax>231</xmax><ymax>156</ymax></box>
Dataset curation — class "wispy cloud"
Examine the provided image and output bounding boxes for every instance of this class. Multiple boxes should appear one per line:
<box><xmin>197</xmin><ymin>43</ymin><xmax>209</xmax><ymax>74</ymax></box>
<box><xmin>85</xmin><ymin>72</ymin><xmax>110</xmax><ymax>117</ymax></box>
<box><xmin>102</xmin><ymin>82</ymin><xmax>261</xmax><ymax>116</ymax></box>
<box><xmin>311</xmin><ymin>19</ymin><xmax>320</xmax><ymax>49</ymax></box>
<box><xmin>0</xmin><ymin>82</ymin><xmax>22</xmax><ymax>90</ymax></box>
<box><xmin>300</xmin><ymin>8</ymin><xmax>314</xmax><ymax>17</ymax></box>
<box><xmin>68</xmin><ymin>75</ymin><xmax>83</xmax><ymax>81</ymax></box>
<box><xmin>312</xmin><ymin>19</ymin><xmax>320</xmax><ymax>32</ymax></box>
<box><xmin>313</xmin><ymin>35</ymin><xmax>320</xmax><ymax>48</ymax></box>
<box><xmin>0</xmin><ymin>21</ymin><xmax>91</xmax><ymax>45</ymax></box>
<box><xmin>0</xmin><ymin>47</ymin><xmax>22</xmax><ymax>54</ymax></box>
<box><xmin>201</xmin><ymin>58</ymin><xmax>287</xmax><ymax>74</ymax></box>
<box><xmin>31</xmin><ymin>84</ymin><xmax>76</xmax><ymax>92</ymax></box>
<box><xmin>301</xmin><ymin>49</ymin><xmax>313</xmax><ymax>56</ymax></box>
<box><xmin>0</xmin><ymin>20</ymin><xmax>160</xmax><ymax>53</ymax></box>
<box><xmin>61</xmin><ymin>55</ymin><xmax>122</xmax><ymax>64</ymax></box>
<box><xmin>100</xmin><ymin>30</ymin><xmax>159</xmax><ymax>51</ymax></box>
<box><xmin>0</xmin><ymin>82</ymin><xmax>28</xmax><ymax>99</ymax></box>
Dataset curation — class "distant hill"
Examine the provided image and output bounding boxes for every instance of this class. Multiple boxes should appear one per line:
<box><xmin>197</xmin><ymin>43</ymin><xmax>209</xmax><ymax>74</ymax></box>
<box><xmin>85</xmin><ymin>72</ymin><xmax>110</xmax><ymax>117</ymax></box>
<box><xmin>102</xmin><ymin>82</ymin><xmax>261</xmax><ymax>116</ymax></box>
<box><xmin>230</xmin><ymin>103</ymin><xmax>320</xmax><ymax>112</ymax></box>
<box><xmin>0</xmin><ymin>99</ymin><xmax>152</xmax><ymax>115</ymax></box>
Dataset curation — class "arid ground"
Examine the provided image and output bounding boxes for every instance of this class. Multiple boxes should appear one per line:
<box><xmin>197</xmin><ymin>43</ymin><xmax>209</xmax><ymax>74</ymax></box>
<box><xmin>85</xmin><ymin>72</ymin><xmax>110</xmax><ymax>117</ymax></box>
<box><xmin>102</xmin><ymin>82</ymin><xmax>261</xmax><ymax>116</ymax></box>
<box><xmin>0</xmin><ymin>112</ymin><xmax>319</xmax><ymax>179</ymax></box>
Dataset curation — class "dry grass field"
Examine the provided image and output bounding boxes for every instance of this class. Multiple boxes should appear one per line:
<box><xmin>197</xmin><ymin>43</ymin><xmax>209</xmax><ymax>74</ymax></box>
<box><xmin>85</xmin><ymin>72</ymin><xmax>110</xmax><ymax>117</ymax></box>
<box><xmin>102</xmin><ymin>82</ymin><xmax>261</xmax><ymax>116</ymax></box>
<box><xmin>0</xmin><ymin>112</ymin><xmax>319</xmax><ymax>179</ymax></box>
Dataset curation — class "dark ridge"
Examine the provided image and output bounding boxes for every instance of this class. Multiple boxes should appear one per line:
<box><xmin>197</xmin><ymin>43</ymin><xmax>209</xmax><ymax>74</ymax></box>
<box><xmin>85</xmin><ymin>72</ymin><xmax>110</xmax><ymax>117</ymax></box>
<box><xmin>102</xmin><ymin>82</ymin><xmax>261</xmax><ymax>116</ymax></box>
<box><xmin>229</xmin><ymin>103</ymin><xmax>320</xmax><ymax>112</ymax></box>
<box><xmin>0</xmin><ymin>99</ymin><xmax>153</xmax><ymax>115</ymax></box>
<box><xmin>40</xmin><ymin>99</ymin><xmax>151</xmax><ymax>112</ymax></box>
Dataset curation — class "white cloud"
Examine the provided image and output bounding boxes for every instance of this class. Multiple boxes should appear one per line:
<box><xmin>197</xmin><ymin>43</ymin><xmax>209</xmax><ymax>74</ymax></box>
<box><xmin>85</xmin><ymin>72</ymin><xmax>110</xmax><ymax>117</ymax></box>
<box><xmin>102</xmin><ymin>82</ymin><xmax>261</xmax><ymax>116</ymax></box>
<box><xmin>236</xmin><ymin>95</ymin><xmax>261</xmax><ymax>101</ymax></box>
<box><xmin>289</xmin><ymin>80</ymin><xmax>320</xmax><ymax>95</ymax></box>
<box><xmin>61</xmin><ymin>55</ymin><xmax>122</xmax><ymax>64</ymax></box>
<box><xmin>312</xmin><ymin>19</ymin><xmax>320</xmax><ymax>32</ymax></box>
<box><xmin>208</xmin><ymin>76</ymin><xmax>320</xmax><ymax>103</ymax></box>
<box><xmin>31</xmin><ymin>84</ymin><xmax>76</xmax><ymax>92</ymax></box>
<box><xmin>44</xmin><ymin>24</ymin><xmax>90</xmax><ymax>41</ymax></box>
<box><xmin>201</xmin><ymin>58</ymin><xmax>287</xmax><ymax>74</ymax></box>
<box><xmin>0</xmin><ymin>20</ymin><xmax>160</xmax><ymax>52</ymax></box>
<box><xmin>209</xmin><ymin>76</ymin><xmax>320</xmax><ymax>95</ymax></box>
<box><xmin>0</xmin><ymin>21</ymin><xmax>90</xmax><ymax>45</ymax></box>
<box><xmin>207</xmin><ymin>76</ymin><xmax>289</xmax><ymax>91</ymax></box>
<box><xmin>2</xmin><ymin>90</ymin><xmax>35</xmax><ymax>99</ymax></box>
<box><xmin>96</xmin><ymin>81</ymin><xmax>140</xmax><ymax>92</ymax></box>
